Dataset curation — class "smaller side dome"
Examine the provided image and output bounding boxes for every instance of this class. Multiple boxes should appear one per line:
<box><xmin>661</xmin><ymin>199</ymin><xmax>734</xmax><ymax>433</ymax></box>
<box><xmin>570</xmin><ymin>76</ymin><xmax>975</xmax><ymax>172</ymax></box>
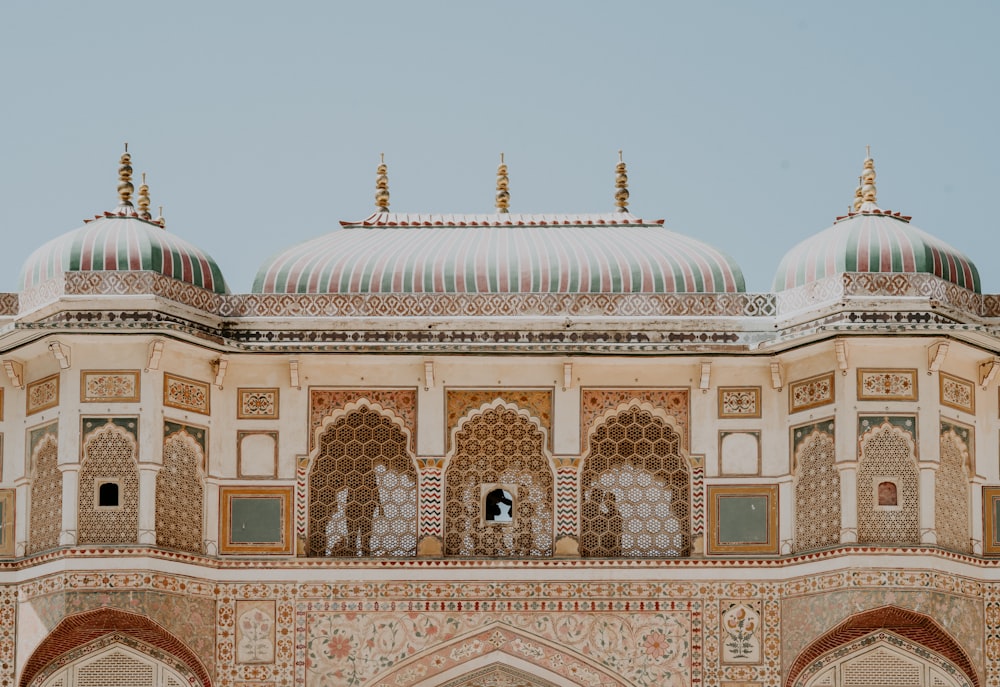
<box><xmin>19</xmin><ymin>150</ymin><xmax>228</xmax><ymax>294</ymax></box>
<box><xmin>773</xmin><ymin>153</ymin><xmax>980</xmax><ymax>293</ymax></box>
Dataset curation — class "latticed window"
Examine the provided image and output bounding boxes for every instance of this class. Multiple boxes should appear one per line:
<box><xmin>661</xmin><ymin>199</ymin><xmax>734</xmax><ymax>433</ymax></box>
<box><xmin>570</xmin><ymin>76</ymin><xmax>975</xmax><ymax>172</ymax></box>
<box><xmin>794</xmin><ymin>429</ymin><xmax>841</xmax><ymax>552</ymax></box>
<box><xmin>156</xmin><ymin>432</ymin><xmax>205</xmax><ymax>554</ymax></box>
<box><xmin>308</xmin><ymin>406</ymin><xmax>417</xmax><ymax>557</ymax></box>
<box><xmin>857</xmin><ymin>423</ymin><xmax>918</xmax><ymax>545</ymax></box>
<box><xmin>28</xmin><ymin>434</ymin><xmax>61</xmax><ymax>554</ymax></box>
<box><xmin>445</xmin><ymin>405</ymin><xmax>553</xmax><ymax>557</ymax></box>
<box><xmin>580</xmin><ymin>406</ymin><xmax>690</xmax><ymax>557</ymax></box>
<box><xmin>78</xmin><ymin>424</ymin><xmax>139</xmax><ymax>545</ymax></box>
<box><xmin>935</xmin><ymin>430</ymin><xmax>970</xmax><ymax>553</ymax></box>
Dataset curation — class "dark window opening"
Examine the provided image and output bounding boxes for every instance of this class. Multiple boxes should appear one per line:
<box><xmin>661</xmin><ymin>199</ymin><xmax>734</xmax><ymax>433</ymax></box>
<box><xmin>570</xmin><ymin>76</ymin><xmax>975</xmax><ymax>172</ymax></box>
<box><xmin>98</xmin><ymin>482</ymin><xmax>120</xmax><ymax>508</ymax></box>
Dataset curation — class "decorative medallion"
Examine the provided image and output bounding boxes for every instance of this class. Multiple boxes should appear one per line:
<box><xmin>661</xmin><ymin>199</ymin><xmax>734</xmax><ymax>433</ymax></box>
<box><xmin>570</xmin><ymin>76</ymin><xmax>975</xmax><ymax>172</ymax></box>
<box><xmin>718</xmin><ymin>387</ymin><xmax>761</xmax><ymax>418</ymax></box>
<box><xmin>26</xmin><ymin>374</ymin><xmax>59</xmax><ymax>415</ymax></box>
<box><xmin>788</xmin><ymin>372</ymin><xmax>834</xmax><ymax>413</ymax></box>
<box><xmin>163</xmin><ymin>373</ymin><xmax>210</xmax><ymax>414</ymax></box>
<box><xmin>80</xmin><ymin>370</ymin><xmax>140</xmax><ymax>403</ymax></box>
<box><xmin>857</xmin><ymin>368</ymin><xmax>917</xmax><ymax>401</ymax></box>
<box><xmin>238</xmin><ymin>387</ymin><xmax>279</xmax><ymax>419</ymax></box>
<box><xmin>939</xmin><ymin>372</ymin><xmax>974</xmax><ymax>414</ymax></box>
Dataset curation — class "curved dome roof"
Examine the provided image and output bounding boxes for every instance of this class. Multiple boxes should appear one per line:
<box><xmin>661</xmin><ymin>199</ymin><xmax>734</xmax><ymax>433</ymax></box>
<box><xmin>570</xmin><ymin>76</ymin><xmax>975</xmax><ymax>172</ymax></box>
<box><xmin>773</xmin><ymin>154</ymin><xmax>979</xmax><ymax>293</ymax></box>
<box><xmin>772</xmin><ymin>210</ymin><xmax>980</xmax><ymax>293</ymax></box>
<box><xmin>21</xmin><ymin>213</ymin><xmax>229</xmax><ymax>294</ymax></box>
<box><xmin>253</xmin><ymin>212</ymin><xmax>745</xmax><ymax>294</ymax></box>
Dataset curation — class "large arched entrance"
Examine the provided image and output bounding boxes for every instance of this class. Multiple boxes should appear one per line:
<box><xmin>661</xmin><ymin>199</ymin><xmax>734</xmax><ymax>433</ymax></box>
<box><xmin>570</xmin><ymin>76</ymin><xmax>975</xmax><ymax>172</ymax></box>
<box><xmin>21</xmin><ymin>608</ymin><xmax>211</xmax><ymax>687</ymax></box>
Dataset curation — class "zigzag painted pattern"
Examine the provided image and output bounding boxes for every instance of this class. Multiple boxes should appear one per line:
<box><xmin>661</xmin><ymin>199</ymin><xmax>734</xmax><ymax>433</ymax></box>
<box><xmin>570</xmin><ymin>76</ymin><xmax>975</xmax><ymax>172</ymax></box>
<box><xmin>419</xmin><ymin>468</ymin><xmax>443</xmax><ymax>538</ymax></box>
<box><xmin>295</xmin><ymin>458</ymin><xmax>308</xmax><ymax>541</ymax></box>
<box><xmin>691</xmin><ymin>465</ymin><xmax>705</xmax><ymax>536</ymax></box>
<box><xmin>556</xmin><ymin>466</ymin><xmax>578</xmax><ymax>538</ymax></box>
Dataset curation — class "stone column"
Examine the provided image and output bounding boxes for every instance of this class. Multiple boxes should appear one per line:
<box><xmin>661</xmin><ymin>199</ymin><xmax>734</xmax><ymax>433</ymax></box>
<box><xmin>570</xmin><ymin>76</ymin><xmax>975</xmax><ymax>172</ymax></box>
<box><xmin>138</xmin><ymin>464</ymin><xmax>162</xmax><ymax>545</ymax></box>
<box><xmin>919</xmin><ymin>462</ymin><xmax>939</xmax><ymax>545</ymax></box>
<box><xmin>58</xmin><ymin>464</ymin><xmax>81</xmax><ymax>546</ymax></box>
<box><xmin>13</xmin><ymin>476</ymin><xmax>29</xmax><ymax>556</ymax></box>
<box><xmin>836</xmin><ymin>461</ymin><xmax>858</xmax><ymax>543</ymax></box>
<box><xmin>204</xmin><ymin>477</ymin><xmax>220</xmax><ymax>555</ymax></box>
<box><xmin>777</xmin><ymin>475</ymin><xmax>794</xmax><ymax>554</ymax></box>
<box><xmin>971</xmin><ymin>476</ymin><xmax>985</xmax><ymax>555</ymax></box>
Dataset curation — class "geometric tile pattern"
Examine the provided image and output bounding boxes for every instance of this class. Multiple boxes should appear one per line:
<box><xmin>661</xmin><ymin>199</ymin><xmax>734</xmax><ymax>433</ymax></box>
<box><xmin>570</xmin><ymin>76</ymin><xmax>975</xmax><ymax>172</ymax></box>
<box><xmin>419</xmin><ymin>466</ymin><xmax>443</xmax><ymax>539</ymax></box>
<box><xmin>27</xmin><ymin>426</ymin><xmax>61</xmax><ymax>554</ymax></box>
<box><xmin>793</xmin><ymin>421</ymin><xmax>841</xmax><ymax>552</ymax></box>
<box><xmin>857</xmin><ymin>420</ymin><xmax>919</xmax><ymax>546</ymax></box>
<box><xmin>581</xmin><ymin>389</ymin><xmax>689</xmax><ymax>452</ymax></box>
<box><xmin>446</xmin><ymin>390</ymin><xmax>552</xmax><ymax>452</ymax></box>
<box><xmin>156</xmin><ymin>430</ymin><xmax>205</xmax><ymax>554</ymax></box>
<box><xmin>309</xmin><ymin>389</ymin><xmax>416</xmax><ymax>453</ymax></box>
<box><xmin>77</xmin><ymin>420</ymin><xmax>139</xmax><ymax>545</ymax></box>
<box><xmin>936</xmin><ymin>423</ymin><xmax>971</xmax><ymax>553</ymax></box>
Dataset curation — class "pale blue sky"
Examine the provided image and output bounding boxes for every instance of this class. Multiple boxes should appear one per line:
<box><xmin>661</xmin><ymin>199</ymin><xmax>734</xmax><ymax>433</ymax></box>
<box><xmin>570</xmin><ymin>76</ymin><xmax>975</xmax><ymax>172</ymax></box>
<box><xmin>1</xmin><ymin>1</ymin><xmax>998</xmax><ymax>293</ymax></box>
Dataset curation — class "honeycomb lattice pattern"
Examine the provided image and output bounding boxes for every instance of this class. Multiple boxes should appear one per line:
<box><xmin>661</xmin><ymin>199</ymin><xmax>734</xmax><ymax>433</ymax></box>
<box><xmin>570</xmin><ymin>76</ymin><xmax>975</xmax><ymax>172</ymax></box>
<box><xmin>28</xmin><ymin>435</ymin><xmax>61</xmax><ymax>554</ymax></box>
<box><xmin>78</xmin><ymin>425</ymin><xmax>139</xmax><ymax>545</ymax></box>
<box><xmin>580</xmin><ymin>406</ymin><xmax>690</xmax><ymax>557</ymax></box>
<box><xmin>794</xmin><ymin>430</ymin><xmax>841</xmax><ymax>552</ymax></box>
<box><xmin>445</xmin><ymin>406</ymin><xmax>553</xmax><ymax>557</ymax></box>
<box><xmin>76</xmin><ymin>651</ymin><xmax>154</xmax><ymax>687</ymax></box>
<box><xmin>858</xmin><ymin>424</ymin><xmax>918</xmax><ymax>545</ymax></box>
<box><xmin>935</xmin><ymin>431</ymin><xmax>970</xmax><ymax>553</ymax></box>
<box><xmin>308</xmin><ymin>406</ymin><xmax>417</xmax><ymax>557</ymax></box>
<box><xmin>842</xmin><ymin>647</ymin><xmax>922</xmax><ymax>686</ymax></box>
<box><xmin>156</xmin><ymin>432</ymin><xmax>205</xmax><ymax>554</ymax></box>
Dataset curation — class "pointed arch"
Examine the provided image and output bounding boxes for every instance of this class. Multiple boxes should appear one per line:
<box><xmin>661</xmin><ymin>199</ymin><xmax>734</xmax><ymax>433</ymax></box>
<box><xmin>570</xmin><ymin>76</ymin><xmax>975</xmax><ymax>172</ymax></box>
<box><xmin>444</xmin><ymin>400</ymin><xmax>554</xmax><ymax>557</ymax></box>
<box><xmin>580</xmin><ymin>401</ymin><xmax>691</xmax><ymax>557</ymax></box>
<box><xmin>28</xmin><ymin>431</ymin><xmax>61</xmax><ymax>554</ymax></box>
<box><xmin>373</xmin><ymin>622</ymin><xmax>630</xmax><ymax>687</ymax></box>
<box><xmin>786</xmin><ymin>606</ymin><xmax>978</xmax><ymax>687</ymax></box>
<box><xmin>857</xmin><ymin>421</ymin><xmax>918</xmax><ymax>545</ymax></box>
<box><xmin>20</xmin><ymin>608</ymin><xmax>211</xmax><ymax>687</ymax></box>
<box><xmin>307</xmin><ymin>401</ymin><xmax>418</xmax><ymax>557</ymax></box>
<box><xmin>78</xmin><ymin>421</ymin><xmax>139</xmax><ymax>545</ymax></box>
<box><xmin>157</xmin><ymin>428</ymin><xmax>206</xmax><ymax>553</ymax></box>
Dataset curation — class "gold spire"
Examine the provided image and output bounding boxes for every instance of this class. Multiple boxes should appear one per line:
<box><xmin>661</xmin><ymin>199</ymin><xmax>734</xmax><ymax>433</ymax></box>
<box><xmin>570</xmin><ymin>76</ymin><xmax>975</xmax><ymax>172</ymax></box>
<box><xmin>156</xmin><ymin>205</ymin><xmax>166</xmax><ymax>228</ymax></box>
<box><xmin>137</xmin><ymin>172</ymin><xmax>152</xmax><ymax>220</ymax></box>
<box><xmin>117</xmin><ymin>143</ymin><xmax>134</xmax><ymax>208</ymax></box>
<box><xmin>860</xmin><ymin>144</ymin><xmax>877</xmax><ymax>206</ymax></box>
<box><xmin>495</xmin><ymin>153</ymin><xmax>510</xmax><ymax>213</ymax></box>
<box><xmin>615</xmin><ymin>150</ymin><xmax>629</xmax><ymax>213</ymax></box>
<box><xmin>375</xmin><ymin>153</ymin><xmax>390</xmax><ymax>212</ymax></box>
<box><xmin>852</xmin><ymin>175</ymin><xmax>864</xmax><ymax>212</ymax></box>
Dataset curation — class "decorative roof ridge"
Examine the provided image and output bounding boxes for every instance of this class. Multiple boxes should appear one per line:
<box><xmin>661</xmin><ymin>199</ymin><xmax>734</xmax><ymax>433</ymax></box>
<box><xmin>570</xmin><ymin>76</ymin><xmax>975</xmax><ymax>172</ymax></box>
<box><xmin>83</xmin><ymin>211</ymin><xmax>168</xmax><ymax>228</ymax></box>
<box><xmin>833</xmin><ymin>208</ymin><xmax>912</xmax><ymax>224</ymax></box>
<box><xmin>339</xmin><ymin>211</ymin><xmax>666</xmax><ymax>227</ymax></box>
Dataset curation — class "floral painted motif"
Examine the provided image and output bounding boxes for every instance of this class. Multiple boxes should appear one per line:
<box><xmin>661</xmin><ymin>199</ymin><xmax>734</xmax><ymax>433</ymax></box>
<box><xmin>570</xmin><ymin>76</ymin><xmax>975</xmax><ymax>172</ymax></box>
<box><xmin>789</xmin><ymin>373</ymin><xmax>834</xmax><ymax>413</ymax></box>
<box><xmin>26</xmin><ymin>375</ymin><xmax>59</xmax><ymax>415</ymax></box>
<box><xmin>940</xmin><ymin>373</ymin><xmax>974</xmax><ymax>413</ymax></box>
<box><xmin>237</xmin><ymin>601</ymin><xmax>275</xmax><ymax>664</ymax></box>
<box><xmin>163</xmin><ymin>373</ymin><xmax>210</xmax><ymax>414</ymax></box>
<box><xmin>238</xmin><ymin>388</ymin><xmax>279</xmax><ymax>419</ymax></box>
<box><xmin>857</xmin><ymin>369</ymin><xmax>917</xmax><ymax>401</ymax></box>
<box><xmin>721</xmin><ymin>601</ymin><xmax>761</xmax><ymax>664</ymax></box>
<box><xmin>719</xmin><ymin>387</ymin><xmax>761</xmax><ymax>418</ymax></box>
<box><xmin>81</xmin><ymin>371</ymin><xmax>140</xmax><ymax>402</ymax></box>
<box><xmin>303</xmin><ymin>610</ymin><xmax>691</xmax><ymax>687</ymax></box>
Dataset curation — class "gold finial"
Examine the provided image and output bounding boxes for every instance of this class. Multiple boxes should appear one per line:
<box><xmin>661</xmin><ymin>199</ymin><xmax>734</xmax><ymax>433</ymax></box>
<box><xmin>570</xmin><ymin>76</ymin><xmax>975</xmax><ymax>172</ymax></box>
<box><xmin>118</xmin><ymin>143</ymin><xmax>134</xmax><ymax>207</ymax></box>
<box><xmin>860</xmin><ymin>145</ymin><xmax>877</xmax><ymax>205</ymax></box>
<box><xmin>615</xmin><ymin>149</ymin><xmax>629</xmax><ymax>213</ymax></box>
<box><xmin>137</xmin><ymin>172</ymin><xmax>152</xmax><ymax>220</ymax></box>
<box><xmin>375</xmin><ymin>152</ymin><xmax>390</xmax><ymax>212</ymax></box>
<box><xmin>495</xmin><ymin>152</ymin><xmax>510</xmax><ymax>213</ymax></box>
<box><xmin>156</xmin><ymin>205</ymin><xmax>165</xmax><ymax>228</ymax></box>
<box><xmin>852</xmin><ymin>175</ymin><xmax>863</xmax><ymax>212</ymax></box>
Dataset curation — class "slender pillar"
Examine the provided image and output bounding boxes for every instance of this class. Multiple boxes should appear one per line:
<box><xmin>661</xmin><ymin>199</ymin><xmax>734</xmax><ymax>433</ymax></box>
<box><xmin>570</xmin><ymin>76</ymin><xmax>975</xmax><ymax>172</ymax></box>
<box><xmin>58</xmin><ymin>464</ymin><xmax>81</xmax><ymax>546</ymax></box>
<box><xmin>837</xmin><ymin>461</ymin><xmax>858</xmax><ymax>543</ymax></box>
<box><xmin>919</xmin><ymin>463</ymin><xmax>939</xmax><ymax>545</ymax></box>
<box><xmin>204</xmin><ymin>477</ymin><xmax>220</xmax><ymax>555</ymax></box>
<box><xmin>138</xmin><ymin>464</ymin><xmax>162</xmax><ymax>545</ymax></box>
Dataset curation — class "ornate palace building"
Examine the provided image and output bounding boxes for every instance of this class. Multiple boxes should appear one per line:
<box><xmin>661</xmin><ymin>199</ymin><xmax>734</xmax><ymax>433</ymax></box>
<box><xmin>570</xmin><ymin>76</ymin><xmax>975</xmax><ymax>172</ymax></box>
<box><xmin>0</xmin><ymin>148</ymin><xmax>995</xmax><ymax>687</ymax></box>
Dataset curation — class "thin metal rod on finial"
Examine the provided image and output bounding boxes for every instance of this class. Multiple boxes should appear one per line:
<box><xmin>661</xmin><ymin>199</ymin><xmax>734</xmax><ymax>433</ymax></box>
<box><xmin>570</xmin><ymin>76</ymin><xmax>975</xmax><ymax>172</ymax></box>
<box><xmin>124</xmin><ymin>142</ymin><xmax>128</xmax><ymax>153</ymax></box>
<box><xmin>618</xmin><ymin>149</ymin><xmax>623</xmax><ymax>163</ymax></box>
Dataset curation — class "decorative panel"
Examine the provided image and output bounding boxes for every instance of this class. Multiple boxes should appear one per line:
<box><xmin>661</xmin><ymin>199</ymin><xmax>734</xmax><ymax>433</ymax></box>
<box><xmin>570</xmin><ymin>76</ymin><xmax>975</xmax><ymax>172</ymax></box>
<box><xmin>157</xmin><ymin>425</ymin><xmax>206</xmax><ymax>554</ymax></box>
<box><xmin>307</xmin><ymin>405</ymin><xmax>417</xmax><ymax>557</ymax></box>
<box><xmin>857</xmin><ymin>369</ymin><xmax>918</xmax><ymax>401</ymax></box>
<box><xmin>720</xmin><ymin>600</ymin><xmax>762</xmax><ymax>664</ymax></box>
<box><xmin>444</xmin><ymin>403</ymin><xmax>553</xmax><ymax>557</ymax></box>
<box><xmin>580</xmin><ymin>405</ymin><xmax>690</xmax><ymax>557</ymax></box>
<box><xmin>80</xmin><ymin>370</ymin><xmax>140</xmax><ymax>403</ymax></box>
<box><xmin>27</xmin><ymin>422</ymin><xmax>60</xmax><ymax>554</ymax></box>
<box><xmin>719</xmin><ymin>431</ymin><xmax>761</xmax><ymax>476</ymax></box>
<box><xmin>309</xmin><ymin>389</ymin><xmax>417</xmax><ymax>452</ymax></box>
<box><xmin>857</xmin><ymin>417</ymin><xmax>919</xmax><ymax>545</ymax></box>
<box><xmin>238</xmin><ymin>387</ymin><xmax>279</xmax><ymax>419</ymax></box>
<box><xmin>789</xmin><ymin>372</ymin><xmax>834</xmax><ymax>413</ymax></box>
<box><xmin>707</xmin><ymin>484</ymin><xmax>778</xmax><ymax>555</ymax></box>
<box><xmin>0</xmin><ymin>489</ymin><xmax>14</xmax><ymax>557</ymax></box>
<box><xmin>238</xmin><ymin>431</ymin><xmax>278</xmax><ymax>478</ymax></box>
<box><xmin>220</xmin><ymin>486</ymin><xmax>293</xmax><ymax>555</ymax></box>
<box><xmin>236</xmin><ymin>600</ymin><xmax>276</xmax><ymax>664</ymax></box>
<box><xmin>939</xmin><ymin>373</ymin><xmax>974</xmax><ymax>414</ymax></box>
<box><xmin>77</xmin><ymin>418</ymin><xmax>139</xmax><ymax>545</ymax></box>
<box><xmin>447</xmin><ymin>389</ymin><xmax>553</xmax><ymax>451</ymax></box>
<box><xmin>984</xmin><ymin>486</ymin><xmax>1000</xmax><ymax>555</ymax></box>
<box><xmin>792</xmin><ymin>419</ymin><xmax>840</xmax><ymax>552</ymax></box>
<box><xmin>163</xmin><ymin>373</ymin><xmax>210</xmax><ymax>414</ymax></box>
<box><xmin>26</xmin><ymin>374</ymin><xmax>59</xmax><ymax>415</ymax></box>
<box><xmin>936</xmin><ymin>420</ymin><xmax>971</xmax><ymax>553</ymax></box>
<box><xmin>581</xmin><ymin>389</ymin><xmax>689</xmax><ymax>451</ymax></box>
<box><xmin>718</xmin><ymin>387</ymin><xmax>761</xmax><ymax>418</ymax></box>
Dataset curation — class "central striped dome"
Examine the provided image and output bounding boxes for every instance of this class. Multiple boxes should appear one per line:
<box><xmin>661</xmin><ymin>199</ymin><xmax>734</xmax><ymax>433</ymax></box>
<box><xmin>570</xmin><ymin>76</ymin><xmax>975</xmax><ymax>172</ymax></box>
<box><xmin>253</xmin><ymin>213</ymin><xmax>745</xmax><ymax>294</ymax></box>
